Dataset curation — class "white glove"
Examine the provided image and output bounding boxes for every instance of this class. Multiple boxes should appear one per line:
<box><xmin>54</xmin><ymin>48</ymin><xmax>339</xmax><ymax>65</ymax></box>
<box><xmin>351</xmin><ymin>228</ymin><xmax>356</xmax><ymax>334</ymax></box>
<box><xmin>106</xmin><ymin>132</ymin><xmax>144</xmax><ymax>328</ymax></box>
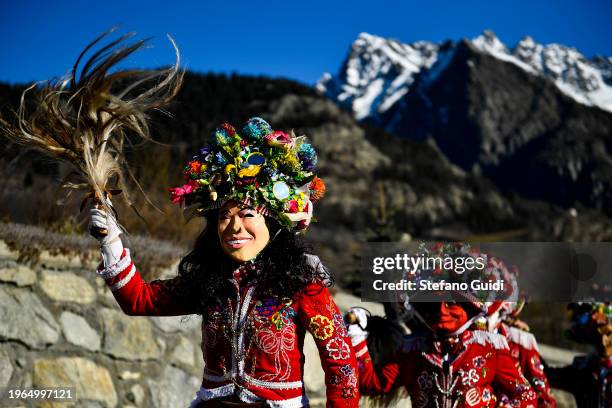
<box><xmin>88</xmin><ymin>205</ymin><xmax>124</xmax><ymax>267</ymax></box>
<box><xmin>346</xmin><ymin>307</ymin><xmax>368</xmax><ymax>346</ymax></box>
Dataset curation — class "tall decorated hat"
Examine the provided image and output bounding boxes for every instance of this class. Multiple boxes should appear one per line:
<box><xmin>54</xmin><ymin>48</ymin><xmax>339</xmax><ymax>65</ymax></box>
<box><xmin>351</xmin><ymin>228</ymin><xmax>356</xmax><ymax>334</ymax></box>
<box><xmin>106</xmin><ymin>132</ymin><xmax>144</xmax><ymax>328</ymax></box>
<box><xmin>404</xmin><ymin>242</ymin><xmax>515</xmax><ymax>313</ymax></box>
<box><xmin>169</xmin><ymin>117</ymin><xmax>325</xmax><ymax>232</ymax></box>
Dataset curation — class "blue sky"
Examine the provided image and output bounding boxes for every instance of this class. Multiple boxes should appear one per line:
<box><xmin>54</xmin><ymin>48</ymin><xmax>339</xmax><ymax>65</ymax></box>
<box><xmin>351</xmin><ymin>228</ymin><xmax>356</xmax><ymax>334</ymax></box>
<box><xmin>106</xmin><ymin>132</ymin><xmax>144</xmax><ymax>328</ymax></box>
<box><xmin>1</xmin><ymin>0</ymin><xmax>611</xmax><ymax>86</ymax></box>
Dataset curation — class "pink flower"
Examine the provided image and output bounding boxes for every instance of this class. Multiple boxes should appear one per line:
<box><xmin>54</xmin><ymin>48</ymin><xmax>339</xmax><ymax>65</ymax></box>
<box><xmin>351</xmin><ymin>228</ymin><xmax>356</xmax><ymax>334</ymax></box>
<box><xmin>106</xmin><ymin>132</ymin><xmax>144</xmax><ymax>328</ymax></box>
<box><xmin>169</xmin><ymin>180</ymin><xmax>197</xmax><ymax>204</ymax></box>
<box><xmin>264</xmin><ymin>131</ymin><xmax>294</xmax><ymax>149</ymax></box>
<box><xmin>287</xmin><ymin>200</ymin><xmax>299</xmax><ymax>213</ymax></box>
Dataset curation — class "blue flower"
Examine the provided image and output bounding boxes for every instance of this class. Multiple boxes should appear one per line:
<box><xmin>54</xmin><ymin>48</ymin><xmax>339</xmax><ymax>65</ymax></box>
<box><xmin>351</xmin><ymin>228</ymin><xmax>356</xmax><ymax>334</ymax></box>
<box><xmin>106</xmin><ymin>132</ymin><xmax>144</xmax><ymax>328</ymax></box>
<box><xmin>298</xmin><ymin>143</ymin><xmax>318</xmax><ymax>171</ymax></box>
<box><xmin>242</xmin><ymin>117</ymin><xmax>272</xmax><ymax>142</ymax></box>
<box><xmin>215</xmin><ymin>152</ymin><xmax>228</xmax><ymax>165</ymax></box>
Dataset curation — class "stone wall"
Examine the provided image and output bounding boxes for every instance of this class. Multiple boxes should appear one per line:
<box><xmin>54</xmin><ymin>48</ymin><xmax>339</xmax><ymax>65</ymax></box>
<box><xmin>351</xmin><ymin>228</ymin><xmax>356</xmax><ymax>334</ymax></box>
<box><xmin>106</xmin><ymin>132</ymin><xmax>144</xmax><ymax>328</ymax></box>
<box><xmin>0</xmin><ymin>240</ymin><xmax>206</xmax><ymax>408</ymax></box>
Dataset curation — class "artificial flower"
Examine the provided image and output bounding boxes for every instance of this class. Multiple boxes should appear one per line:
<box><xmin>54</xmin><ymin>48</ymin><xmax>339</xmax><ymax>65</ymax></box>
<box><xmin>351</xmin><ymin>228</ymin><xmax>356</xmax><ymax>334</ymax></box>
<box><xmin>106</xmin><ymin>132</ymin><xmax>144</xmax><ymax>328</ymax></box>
<box><xmin>309</xmin><ymin>176</ymin><xmax>326</xmax><ymax>201</ymax></box>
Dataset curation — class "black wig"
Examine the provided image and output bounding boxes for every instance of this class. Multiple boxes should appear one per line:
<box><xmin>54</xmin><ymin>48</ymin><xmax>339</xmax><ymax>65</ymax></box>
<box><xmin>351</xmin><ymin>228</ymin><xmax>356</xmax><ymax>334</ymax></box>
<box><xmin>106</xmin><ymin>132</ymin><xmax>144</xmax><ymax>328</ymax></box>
<box><xmin>177</xmin><ymin>210</ymin><xmax>331</xmax><ymax>317</ymax></box>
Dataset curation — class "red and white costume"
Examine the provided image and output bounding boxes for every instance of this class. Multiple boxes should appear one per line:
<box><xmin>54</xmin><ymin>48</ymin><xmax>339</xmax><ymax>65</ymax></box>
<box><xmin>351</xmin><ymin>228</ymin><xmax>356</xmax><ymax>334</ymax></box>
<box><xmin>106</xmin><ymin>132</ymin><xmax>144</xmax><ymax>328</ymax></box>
<box><xmin>500</xmin><ymin>324</ymin><xmax>556</xmax><ymax>408</ymax></box>
<box><xmin>97</xmin><ymin>249</ymin><xmax>359</xmax><ymax>407</ymax></box>
<box><xmin>355</xmin><ymin>330</ymin><xmax>538</xmax><ymax>407</ymax></box>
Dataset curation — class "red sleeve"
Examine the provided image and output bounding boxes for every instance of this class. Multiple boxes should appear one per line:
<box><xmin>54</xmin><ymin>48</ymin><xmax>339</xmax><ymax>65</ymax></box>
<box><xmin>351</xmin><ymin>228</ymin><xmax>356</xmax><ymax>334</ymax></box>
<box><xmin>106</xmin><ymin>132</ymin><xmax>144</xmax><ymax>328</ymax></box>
<box><xmin>494</xmin><ymin>347</ymin><xmax>538</xmax><ymax>407</ymax></box>
<box><xmin>96</xmin><ymin>248</ymin><xmax>195</xmax><ymax>316</ymax></box>
<box><xmin>296</xmin><ymin>283</ymin><xmax>359</xmax><ymax>407</ymax></box>
<box><xmin>352</xmin><ymin>340</ymin><xmax>401</xmax><ymax>396</ymax></box>
<box><xmin>519</xmin><ymin>346</ymin><xmax>557</xmax><ymax>407</ymax></box>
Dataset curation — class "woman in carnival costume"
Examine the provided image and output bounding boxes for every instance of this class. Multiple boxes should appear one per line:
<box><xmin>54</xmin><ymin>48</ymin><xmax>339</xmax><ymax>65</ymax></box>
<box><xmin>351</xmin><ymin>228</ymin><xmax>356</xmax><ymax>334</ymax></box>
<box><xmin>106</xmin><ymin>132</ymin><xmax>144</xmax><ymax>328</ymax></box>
<box><xmin>474</xmin><ymin>263</ymin><xmax>556</xmax><ymax>407</ymax></box>
<box><xmin>545</xmin><ymin>301</ymin><xmax>612</xmax><ymax>407</ymax></box>
<box><xmin>346</xmin><ymin>243</ymin><xmax>537</xmax><ymax>407</ymax></box>
<box><xmin>89</xmin><ymin>118</ymin><xmax>359</xmax><ymax>407</ymax></box>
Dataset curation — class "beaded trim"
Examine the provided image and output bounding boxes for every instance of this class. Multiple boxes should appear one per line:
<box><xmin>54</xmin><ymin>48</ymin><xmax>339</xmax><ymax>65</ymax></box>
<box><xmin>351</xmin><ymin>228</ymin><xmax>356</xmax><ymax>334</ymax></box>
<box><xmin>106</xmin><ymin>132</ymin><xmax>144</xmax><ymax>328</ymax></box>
<box><xmin>242</xmin><ymin>374</ymin><xmax>303</xmax><ymax>390</ymax></box>
<box><xmin>202</xmin><ymin>371</ymin><xmax>232</xmax><ymax>382</ymax></box>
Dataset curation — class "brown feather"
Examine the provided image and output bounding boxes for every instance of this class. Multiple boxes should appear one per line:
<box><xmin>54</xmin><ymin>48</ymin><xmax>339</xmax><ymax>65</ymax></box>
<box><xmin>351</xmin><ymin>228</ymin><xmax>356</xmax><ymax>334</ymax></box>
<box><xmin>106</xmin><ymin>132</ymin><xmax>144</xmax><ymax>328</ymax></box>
<box><xmin>0</xmin><ymin>29</ymin><xmax>184</xmax><ymax>224</ymax></box>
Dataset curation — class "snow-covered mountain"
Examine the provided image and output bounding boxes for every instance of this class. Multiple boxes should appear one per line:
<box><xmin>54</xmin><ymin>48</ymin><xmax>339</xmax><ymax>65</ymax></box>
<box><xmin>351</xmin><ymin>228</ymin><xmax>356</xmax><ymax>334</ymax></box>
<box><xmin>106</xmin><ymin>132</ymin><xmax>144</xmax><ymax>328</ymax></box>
<box><xmin>316</xmin><ymin>33</ymin><xmax>439</xmax><ymax>120</ymax></box>
<box><xmin>318</xmin><ymin>30</ymin><xmax>612</xmax><ymax>210</ymax></box>
<box><xmin>318</xmin><ymin>30</ymin><xmax>612</xmax><ymax>121</ymax></box>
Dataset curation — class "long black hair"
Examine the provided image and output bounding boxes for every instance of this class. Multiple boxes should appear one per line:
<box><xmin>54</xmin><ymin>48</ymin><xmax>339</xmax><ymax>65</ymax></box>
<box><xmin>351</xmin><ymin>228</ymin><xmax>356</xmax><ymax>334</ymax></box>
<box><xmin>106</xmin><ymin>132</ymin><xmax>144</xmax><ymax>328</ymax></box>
<box><xmin>177</xmin><ymin>210</ymin><xmax>331</xmax><ymax>317</ymax></box>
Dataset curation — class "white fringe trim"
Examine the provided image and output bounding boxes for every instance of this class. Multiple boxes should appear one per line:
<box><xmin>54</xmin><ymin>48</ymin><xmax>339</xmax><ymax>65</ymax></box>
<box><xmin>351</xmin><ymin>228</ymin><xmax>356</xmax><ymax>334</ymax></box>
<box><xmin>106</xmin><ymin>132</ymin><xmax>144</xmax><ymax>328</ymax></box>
<box><xmin>189</xmin><ymin>384</ymin><xmax>233</xmax><ymax>407</ymax></box>
<box><xmin>97</xmin><ymin>249</ymin><xmax>131</xmax><ymax>279</ymax></box>
<box><xmin>188</xmin><ymin>385</ymin><xmax>307</xmax><ymax>408</ymax></box>
<box><xmin>507</xmin><ymin>326</ymin><xmax>539</xmax><ymax>351</ymax></box>
<box><xmin>469</xmin><ymin>330</ymin><xmax>509</xmax><ymax>350</ymax></box>
<box><xmin>110</xmin><ymin>264</ymin><xmax>136</xmax><ymax>291</ymax></box>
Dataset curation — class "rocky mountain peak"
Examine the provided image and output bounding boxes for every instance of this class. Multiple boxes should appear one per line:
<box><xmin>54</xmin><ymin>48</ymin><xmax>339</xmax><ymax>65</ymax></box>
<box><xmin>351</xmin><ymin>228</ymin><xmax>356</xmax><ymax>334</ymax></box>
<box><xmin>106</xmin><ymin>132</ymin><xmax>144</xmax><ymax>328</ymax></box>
<box><xmin>319</xmin><ymin>31</ymin><xmax>612</xmax><ymax>120</ymax></box>
<box><xmin>472</xmin><ymin>30</ymin><xmax>509</xmax><ymax>55</ymax></box>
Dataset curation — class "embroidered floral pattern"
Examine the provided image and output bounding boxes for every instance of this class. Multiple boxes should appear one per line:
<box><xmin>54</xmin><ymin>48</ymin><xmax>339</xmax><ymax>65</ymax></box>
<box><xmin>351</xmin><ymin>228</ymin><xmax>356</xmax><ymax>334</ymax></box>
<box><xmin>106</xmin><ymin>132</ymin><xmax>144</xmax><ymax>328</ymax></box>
<box><xmin>482</xmin><ymin>388</ymin><xmax>491</xmax><ymax>402</ymax></box>
<box><xmin>329</xmin><ymin>374</ymin><xmax>341</xmax><ymax>386</ymax></box>
<box><xmin>333</xmin><ymin>313</ymin><xmax>348</xmax><ymax>338</ymax></box>
<box><xmin>255</xmin><ymin>298</ymin><xmax>279</xmax><ymax>317</ymax></box>
<box><xmin>460</xmin><ymin>368</ymin><xmax>480</xmax><ymax>387</ymax></box>
<box><xmin>340</xmin><ymin>364</ymin><xmax>354</xmax><ymax>377</ymax></box>
<box><xmin>271</xmin><ymin>306</ymin><xmax>296</xmax><ymax>331</ymax></box>
<box><xmin>473</xmin><ymin>356</ymin><xmax>486</xmax><ymax>368</ymax></box>
<box><xmin>345</xmin><ymin>372</ymin><xmax>357</xmax><ymax>388</ymax></box>
<box><xmin>341</xmin><ymin>386</ymin><xmax>355</xmax><ymax>399</ymax></box>
<box><xmin>325</xmin><ymin>338</ymin><xmax>351</xmax><ymax>360</ymax></box>
<box><xmin>417</xmin><ymin>371</ymin><xmax>433</xmax><ymax>390</ymax></box>
<box><xmin>309</xmin><ymin>315</ymin><xmax>334</xmax><ymax>340</ymax></box>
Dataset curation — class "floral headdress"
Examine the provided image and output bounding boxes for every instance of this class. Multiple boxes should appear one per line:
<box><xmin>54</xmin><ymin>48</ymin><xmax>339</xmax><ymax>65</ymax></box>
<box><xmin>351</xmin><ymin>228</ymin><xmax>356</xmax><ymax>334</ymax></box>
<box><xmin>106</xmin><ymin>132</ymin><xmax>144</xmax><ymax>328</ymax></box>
<box><xmin>169</xmin><ymin>117</ymin><xmax>325</xmax><ymax>232</ymax></box>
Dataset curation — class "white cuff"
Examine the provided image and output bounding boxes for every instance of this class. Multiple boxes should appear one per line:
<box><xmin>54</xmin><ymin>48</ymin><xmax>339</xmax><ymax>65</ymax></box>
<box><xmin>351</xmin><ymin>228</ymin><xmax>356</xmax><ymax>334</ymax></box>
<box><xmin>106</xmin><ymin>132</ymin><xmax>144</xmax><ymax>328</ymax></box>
<box><xmin>109</xmin><ymin>264</ymin><xmax>136</xmax><ymax>291</ymax></box>
<box><xmin>97</xmin><ymin>249</ymin><xmax>131</xmax><ymax>279</ymax></box>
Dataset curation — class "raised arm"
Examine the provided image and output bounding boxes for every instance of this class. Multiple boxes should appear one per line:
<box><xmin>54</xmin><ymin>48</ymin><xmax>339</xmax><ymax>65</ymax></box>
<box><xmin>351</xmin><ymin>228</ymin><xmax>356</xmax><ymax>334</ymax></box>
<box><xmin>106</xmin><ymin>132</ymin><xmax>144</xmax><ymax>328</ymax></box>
<box><xmin>494</xmin><ymin>347</ymin><xmax>538</xmax><ymax>407</ymax></box>
<box><xmin>345</xmin><ymin>309</ymin><xmax>402</xmax><ymax>396</ymax></box>
<box><xmin>90</xmin><ymin>207</ymin><xmax>195</xmax><ymax>316</ymax></box>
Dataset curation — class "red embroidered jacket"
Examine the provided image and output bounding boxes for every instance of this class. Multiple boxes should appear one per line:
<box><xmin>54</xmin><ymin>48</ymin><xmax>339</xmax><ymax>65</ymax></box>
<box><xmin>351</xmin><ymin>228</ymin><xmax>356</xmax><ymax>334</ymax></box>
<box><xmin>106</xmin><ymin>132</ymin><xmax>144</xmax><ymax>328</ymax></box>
<box><xmin>355</xmin><ymin>330</ymin><xmax>537</xmax><ymax>407</ymax></box>
<box><xmin>97</xmin><ymin>249</ymin><xmax>359</xmax><ymax>408</ymax></box>
<box><xmin>500</xmin><ymin>324</ymin><xmax>556</xmax><ymax>408</ymax></box>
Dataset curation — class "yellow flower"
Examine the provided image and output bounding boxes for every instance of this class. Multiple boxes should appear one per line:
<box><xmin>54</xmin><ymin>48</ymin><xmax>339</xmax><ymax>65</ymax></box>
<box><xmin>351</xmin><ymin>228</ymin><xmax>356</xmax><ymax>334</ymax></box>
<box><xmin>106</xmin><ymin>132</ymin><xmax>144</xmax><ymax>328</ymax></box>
<box><xmin>200</xmin><ymin>164</ymin><xmax>208</xmax><ymax>172</ymax></box>
<box><xmin>238</xmin><ymin>165</ymin><xmax>261</xmax><ymax>178</ymax></box>
<box><xmin>282</xmin><ymin>151</ymin><xmax>299</xmax><ymax>168</ymax></box>
<box><xmin>225</xmin><ymin>164</ymin><xmax>236</xmax><ymax>174</ymax></box>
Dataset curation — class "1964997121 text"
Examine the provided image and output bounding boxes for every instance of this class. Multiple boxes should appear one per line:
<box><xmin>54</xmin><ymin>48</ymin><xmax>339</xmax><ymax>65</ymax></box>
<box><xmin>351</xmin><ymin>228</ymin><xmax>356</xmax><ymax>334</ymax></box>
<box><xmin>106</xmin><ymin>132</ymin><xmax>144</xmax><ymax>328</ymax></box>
<box><xmin>0</xmin><ymin>387</ymin><xmax>75</xmax><ymax>402</ymax></box>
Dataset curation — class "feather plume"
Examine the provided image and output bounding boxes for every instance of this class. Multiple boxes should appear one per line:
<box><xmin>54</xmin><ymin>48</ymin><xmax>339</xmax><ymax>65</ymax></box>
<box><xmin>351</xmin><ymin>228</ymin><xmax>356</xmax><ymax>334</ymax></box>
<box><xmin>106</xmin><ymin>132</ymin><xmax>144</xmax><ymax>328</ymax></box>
<box><xmin>0</xmin><ymin>29</ymin><xmax>183</xmax><ymax>222</ymax></box>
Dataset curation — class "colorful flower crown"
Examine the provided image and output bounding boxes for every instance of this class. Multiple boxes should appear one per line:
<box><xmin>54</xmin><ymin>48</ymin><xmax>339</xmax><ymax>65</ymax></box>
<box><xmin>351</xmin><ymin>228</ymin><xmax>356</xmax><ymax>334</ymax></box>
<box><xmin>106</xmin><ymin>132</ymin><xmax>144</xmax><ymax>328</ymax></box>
<box><xmin>169</xmin><ymin>118</ymin><xmax>325</xmax><ymax>232</ymax></box>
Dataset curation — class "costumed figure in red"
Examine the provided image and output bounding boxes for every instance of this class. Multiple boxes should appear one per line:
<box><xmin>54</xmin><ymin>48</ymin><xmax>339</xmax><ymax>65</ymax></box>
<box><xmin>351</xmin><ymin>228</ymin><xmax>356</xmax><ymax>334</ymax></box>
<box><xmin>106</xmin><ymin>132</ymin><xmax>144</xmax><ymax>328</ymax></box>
<box><xmin>474</xmin><ymin>262</ymin><xmax>556</xmax><ymax>407</ymax></box>
<box><xmin>545</xmin><ymin>301</ymin><xmax>612</xmax><ymax>408</ymax></box>
<box><xmin>88</xmin><ymin>118</ymin><xmax>359</xmax><ymax>407</ymax></box>
<box><xmin>346</xmin><ymin>243</ymin><xmax>537</xmax><ymax>407</ymax></box>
